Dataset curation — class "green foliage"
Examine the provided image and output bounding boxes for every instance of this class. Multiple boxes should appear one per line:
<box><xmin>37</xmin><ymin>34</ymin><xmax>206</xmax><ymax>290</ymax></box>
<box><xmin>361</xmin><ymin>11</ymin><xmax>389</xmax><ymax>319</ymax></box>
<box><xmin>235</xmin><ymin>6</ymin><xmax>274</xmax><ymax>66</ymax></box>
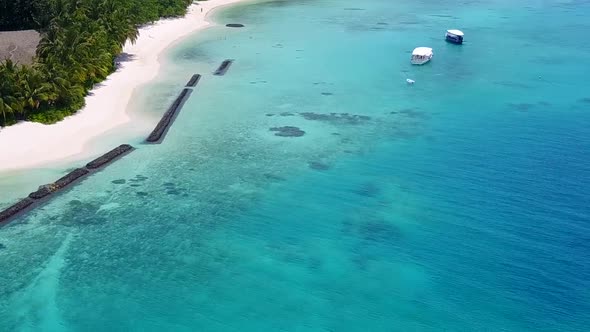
<box><xmin>28</xmin><ymin>107</ymin><xmax>78</xmax><ymax>124</ymax></box>
<box><xmin>0</xmin><ymin>0</ymin><xmax>194</xmax><ymax>127</ymax></box>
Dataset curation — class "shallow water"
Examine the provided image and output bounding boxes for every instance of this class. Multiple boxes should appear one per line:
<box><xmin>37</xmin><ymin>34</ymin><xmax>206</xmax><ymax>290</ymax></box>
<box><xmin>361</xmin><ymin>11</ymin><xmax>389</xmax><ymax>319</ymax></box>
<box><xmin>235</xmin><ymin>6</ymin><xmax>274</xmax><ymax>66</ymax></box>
<box><xmin>1</xmin><ymin>0</ymin><xmax>590</xmax><ymax>330</ymax></box>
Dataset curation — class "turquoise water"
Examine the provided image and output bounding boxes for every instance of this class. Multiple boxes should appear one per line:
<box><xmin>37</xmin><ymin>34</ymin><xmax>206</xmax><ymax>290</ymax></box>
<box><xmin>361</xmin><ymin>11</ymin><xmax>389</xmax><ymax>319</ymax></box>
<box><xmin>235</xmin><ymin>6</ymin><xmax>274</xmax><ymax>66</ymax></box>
<box><xmin>1</xmin><ymin>0</ymin><xmax>590</xmax><ymax>330</ymax></box>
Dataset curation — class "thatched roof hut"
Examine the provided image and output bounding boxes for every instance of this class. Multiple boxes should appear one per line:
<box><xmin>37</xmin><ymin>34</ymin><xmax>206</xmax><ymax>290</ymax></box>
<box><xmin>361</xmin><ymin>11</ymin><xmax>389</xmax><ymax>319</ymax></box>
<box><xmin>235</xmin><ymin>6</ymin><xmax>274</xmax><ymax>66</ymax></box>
<box><xmin>0</xmin><ymin>29</ymin><xmax>40</xmax><ymax>65</ymax></box>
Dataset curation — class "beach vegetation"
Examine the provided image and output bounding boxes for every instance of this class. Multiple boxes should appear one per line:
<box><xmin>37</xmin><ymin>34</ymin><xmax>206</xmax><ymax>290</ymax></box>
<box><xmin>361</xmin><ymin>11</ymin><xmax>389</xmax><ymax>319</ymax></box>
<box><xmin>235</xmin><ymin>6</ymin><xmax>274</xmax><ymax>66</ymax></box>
<box><xmin>0</xmin><ymin>0</ymin><xmax>192</xmax><ymax>127</ymax></box>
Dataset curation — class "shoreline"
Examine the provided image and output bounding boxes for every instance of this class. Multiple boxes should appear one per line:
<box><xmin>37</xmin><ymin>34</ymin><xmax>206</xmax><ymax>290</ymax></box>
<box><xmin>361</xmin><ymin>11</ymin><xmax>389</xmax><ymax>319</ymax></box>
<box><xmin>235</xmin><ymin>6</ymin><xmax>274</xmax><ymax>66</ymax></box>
<box><xmin>0</xmin><ymin>0</ymin><xmax>247</xmax><ymax>172</ymax></box>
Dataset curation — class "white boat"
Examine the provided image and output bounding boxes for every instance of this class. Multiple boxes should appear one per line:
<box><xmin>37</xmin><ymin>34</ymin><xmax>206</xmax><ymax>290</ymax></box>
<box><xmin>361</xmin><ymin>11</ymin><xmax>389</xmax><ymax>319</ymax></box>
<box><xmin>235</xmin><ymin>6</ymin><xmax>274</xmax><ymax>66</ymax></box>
<box><xmin>411</xmin><ymin>47</ymin><xmax>433</xmax><ymax>65</ymax></box>
<box><xmin>445</xmin><ymin>29</ymin><xmax>464</xmax><ymax>44</ymax></box>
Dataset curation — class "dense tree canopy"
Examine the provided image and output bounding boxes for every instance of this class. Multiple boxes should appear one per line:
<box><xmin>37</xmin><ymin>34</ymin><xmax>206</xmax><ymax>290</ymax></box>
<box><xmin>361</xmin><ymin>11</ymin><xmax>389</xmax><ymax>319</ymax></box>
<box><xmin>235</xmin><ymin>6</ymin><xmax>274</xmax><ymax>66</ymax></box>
<box><xmin>0</xmin><ymin>0</ymin><xmax>192</xmax><ymax>127</ymax></box>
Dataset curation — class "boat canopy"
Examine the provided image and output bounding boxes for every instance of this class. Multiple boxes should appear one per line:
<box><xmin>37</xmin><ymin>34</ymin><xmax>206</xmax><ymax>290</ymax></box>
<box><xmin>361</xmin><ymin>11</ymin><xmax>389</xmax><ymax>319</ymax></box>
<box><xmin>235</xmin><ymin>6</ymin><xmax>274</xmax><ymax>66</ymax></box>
<box><xmin>412</xmin><ymin>47</ymin><xmax>433</xmax><ymax>56</ymax></box>
<box><xmin>447</xmin><ymin>29</ymin><xmax>464</xmax><ymax>36</ymax></box>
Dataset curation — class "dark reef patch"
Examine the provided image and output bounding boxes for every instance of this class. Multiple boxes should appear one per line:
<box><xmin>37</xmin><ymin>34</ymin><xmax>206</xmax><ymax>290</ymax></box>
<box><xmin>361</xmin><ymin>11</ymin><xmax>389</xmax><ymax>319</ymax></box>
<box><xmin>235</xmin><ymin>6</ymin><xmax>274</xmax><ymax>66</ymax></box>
<box><xmin>309</xmin><ymin>161</ymin><xmax>330</xmax><ymax>171</ymax></box>
<box><xmin>263</xmin><ymin>173</ymin><xmax>286</xmax><ymax>181</ymax></box>
<box><xmin>58</xmin><ymin>200</ymin><xmax>103</xmax><ymax>226</ymax></box>
<box><xmin>0</xmin><ymin>243</ymin><xmax>5</xmax><ymax>250</ymax></box>
<box><xmin>270</xmin><ymin>126</ymin><xmax>305</xmax><ymax>137</ymax></box>
<box><xmin>509</xmin><ymin>103</ymin><xmax>535</xmax><ymax>111</ymax></box>
<box><xmin>130</xmin><ymin>175</ymin><xmax>148</xmax><ymax>182</ymax></box>
<box><xmin>390</xmin><ymin>128</ymin><xmax>419</xmax><ymax>139</ymax></box>
<box><xmin>69</xmin><ymin>199</ymin><xmax>82</xmax><ymax>206</ymax></box>
<box><xmin>111</xmin><ymin>179</ymin><xmax>126</xmax><ymax>185</ymax></box>
<box><xmin>397</xmin><ymin>108</ymin><xmax>429</xmax><ymax>119</ymax></box>
<box><xmin>359</xmin><ymin>220</ymin><xmax>402</xmax><ymax>243</ymax></box>
<box><xmin>400</xmin><ymin>21</ymin><xmax>420</xmax><ymax>25</ymax></box>
<box><xmin>136</xmin><ymin>192</ymin><xmax>149</xmax><ymax>197</ymax></box>
<box><xmin>493</xmin><ymin>81</ymin><xmax>531</xmax><ymax>89</ymax></box>
<box><xmin>308</xmin><ymin>257</ymin><xmax>322</xmax><ymax>271</ymax></box>
<box><xmin>353</xmin><ymin>183</ymin><xmax>381</xmax><ymax>198</ymax></box>
<box><xmin>579</xmin><ymin>97</ymin><xmax>590</xmax><ymax>103</ymax></box>
<box><xmin>299</xmin><ymin>112</ymin><xmax>370</xmax><ymax>124</ymax></box>
<box><xmin>429</xmin><ymin>14</ymin><xmax>454</xmax><ymax>18</ymax></box>
<box><xmin>225</xmin><ymin>23</ymin><xmax>245</xmax><ymax>28</ymax></box>
<box><xmin>321</xmin><ymin>92</ymin><xmax>334</xmax><ymax>96</ymax></box>
<box><xmin>280</xmin><ymin>112</ymin><xmax>295</xmax><ymax>116</ymax></box>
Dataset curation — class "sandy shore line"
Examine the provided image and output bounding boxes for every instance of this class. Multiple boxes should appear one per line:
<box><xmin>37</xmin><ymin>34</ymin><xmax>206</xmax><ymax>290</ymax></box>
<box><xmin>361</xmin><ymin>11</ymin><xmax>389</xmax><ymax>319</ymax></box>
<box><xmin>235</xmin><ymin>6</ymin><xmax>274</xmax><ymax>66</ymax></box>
<box><xmin>0</xmin><ymin>0</ymin><xmax>246</xmax><ymax>172</ymax></box>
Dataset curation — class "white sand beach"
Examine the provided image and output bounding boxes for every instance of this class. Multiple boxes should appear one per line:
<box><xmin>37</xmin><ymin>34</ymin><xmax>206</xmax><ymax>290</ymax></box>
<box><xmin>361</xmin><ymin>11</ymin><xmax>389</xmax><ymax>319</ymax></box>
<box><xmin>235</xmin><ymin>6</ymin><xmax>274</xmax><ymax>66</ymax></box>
<box><xmin>0</xmin><ymin>0</ymin><xmax>246</xmax><ymax>172</ymax></box>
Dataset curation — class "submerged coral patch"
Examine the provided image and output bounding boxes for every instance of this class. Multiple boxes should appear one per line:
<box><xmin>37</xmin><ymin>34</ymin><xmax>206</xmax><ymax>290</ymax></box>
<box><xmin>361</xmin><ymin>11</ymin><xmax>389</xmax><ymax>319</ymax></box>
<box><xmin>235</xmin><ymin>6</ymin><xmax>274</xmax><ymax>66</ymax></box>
<box><xmin>299</xmin><ymin>112</ymin><xmax>370</xmax><ymax>124</ymax></box>
<box><xmin>263</xmin><ymin>173</ymin><xmax>286</xmax><ymax>181</ymax></box>
<box><xmin>130</xmin><ymin>175</ymin><xmax>149</xmax><ymax>182</ymax></box>
<box><xmin>359</xmin><ymin>220</ymin><xmax>402</xmax><ymax>243</ymax></box>
<box><xmin>270</xmin><ymin>126</ymin><xmax>306</xmax><ymax>137</ymax></box>
<box><xmin>308</xmin><ymin>161</ymin><xmax>330</xmax><ymax>170</ymax></box>
<box><xmin>353</xmin><ymin>182</ymin><xmax>380</xmax><ymax>198</ymax></box>
<box><xmin>397</xmin><ymin>108</ymin><xmax>428</xmax><ymax>119</ymax></box>
<box><xmin>509</xmin><ymin>103</ymin><xmax>535</xmax><ymax>111</ymax></box>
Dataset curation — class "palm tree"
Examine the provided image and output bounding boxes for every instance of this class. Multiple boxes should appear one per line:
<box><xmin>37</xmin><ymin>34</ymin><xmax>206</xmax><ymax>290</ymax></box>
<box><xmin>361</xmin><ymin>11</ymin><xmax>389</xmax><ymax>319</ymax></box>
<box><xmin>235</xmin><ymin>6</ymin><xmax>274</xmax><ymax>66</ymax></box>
<box><xmin>37</xmin><ymin>23</ymin><xmax>64</xmax><ymax>60</ymax></box>
<box><xmin>40</xmin><ymin>62</ymin><xmax>84</xmax><ymax>108</ymax></box>
<box><xmin>0</xmin><ymin>97</ymin><xmax>14</xmax><ymax>125</ymax></box>
<box><xmin>0</xmin><ymin>60</ymin><xmax>18</xmax><ymax>125</ymax></box>
<box><xmin>17</xmin><ymin>67</ymin><xmax>51</xmax><ymax>116</ymax></box>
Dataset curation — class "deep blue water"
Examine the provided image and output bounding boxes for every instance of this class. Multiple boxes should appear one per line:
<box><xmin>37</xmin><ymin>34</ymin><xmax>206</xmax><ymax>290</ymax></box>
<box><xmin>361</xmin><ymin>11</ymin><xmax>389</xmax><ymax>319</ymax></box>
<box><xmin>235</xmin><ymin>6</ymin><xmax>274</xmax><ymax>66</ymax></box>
<box><xmin>1</xmin><ymin>0</ymin><xmax>590</xmax><ymax>330</ymax></box>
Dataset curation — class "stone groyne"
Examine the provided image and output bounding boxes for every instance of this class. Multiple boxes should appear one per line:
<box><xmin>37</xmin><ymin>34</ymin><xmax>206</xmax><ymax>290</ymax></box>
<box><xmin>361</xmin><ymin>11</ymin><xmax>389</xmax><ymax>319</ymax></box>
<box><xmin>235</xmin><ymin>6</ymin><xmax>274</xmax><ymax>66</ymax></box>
<box><xmin>2</xmin><ymin>63</ymin><xmax>235</xmax><ymax>225</ymax></box>
<box><xmin>186</xmin><ymin>74</ymin><xmax>202</xmax><ymax>87</ymax></box>
<box><xmin>0</xmin><ymin>144</ymin><xmax>135</xmax><ymax>225</ymax></box>
<box><xmin>214</xmin><ymin>59</ymin><xmax>234</xmax><ymax>76</ymax></box>
<box><xmin>145</xmin><ymin>88</ymin><xmax>193</xmax><ymax>143</ymax></box>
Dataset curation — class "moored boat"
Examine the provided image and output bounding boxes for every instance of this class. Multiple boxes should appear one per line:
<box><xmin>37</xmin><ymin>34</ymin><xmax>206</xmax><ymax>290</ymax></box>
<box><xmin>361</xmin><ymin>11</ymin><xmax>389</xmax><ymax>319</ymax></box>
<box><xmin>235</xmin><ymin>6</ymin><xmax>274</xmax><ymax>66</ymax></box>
<box><xmin>445</xmin><ymin>29</ymin><xmax>464</xmax><ymax>44</ymax></box>
<box><xmin>411</xmin><ymin>47</ymin><xmax>433</xmax><ymax>65</ymax></box>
